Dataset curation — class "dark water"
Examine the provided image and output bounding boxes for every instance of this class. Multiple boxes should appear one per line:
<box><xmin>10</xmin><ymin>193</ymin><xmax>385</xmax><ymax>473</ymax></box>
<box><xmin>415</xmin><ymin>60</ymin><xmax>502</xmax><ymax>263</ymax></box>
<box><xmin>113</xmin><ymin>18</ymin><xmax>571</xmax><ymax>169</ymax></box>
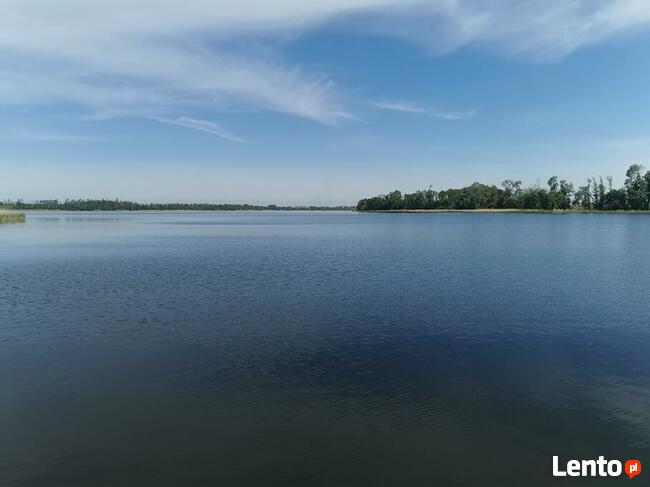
<box><xmin>2</xmin><ymin>211</ymin><xmax>649</xmax><ymax>486</ymax></box>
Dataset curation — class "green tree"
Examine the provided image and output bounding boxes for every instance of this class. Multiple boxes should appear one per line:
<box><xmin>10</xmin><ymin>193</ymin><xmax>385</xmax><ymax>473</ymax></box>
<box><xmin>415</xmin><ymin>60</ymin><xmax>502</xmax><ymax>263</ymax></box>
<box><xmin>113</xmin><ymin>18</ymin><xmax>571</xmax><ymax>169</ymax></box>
<box><xmin>645</xmin><ymin>171</ymin><xmax>650</xmax><ymax>210</ymax></box>
<box><xmin>558</xmin><ymin>180</ymin><xmax>573</xmax><ymax>210</ymax></box>
<box><xmin>386</xmin><ymin>190</ymin><xmax>404</xmax><ymax>210</ymax></box>
<box><xmin>547</xmin><ymin>176</ymin><xmax>559</xmax><ymax>209</ymax></box>
<box><xmin>573</xmin><ymin>184</ymin><xmax>591</xmax><ymax>210</ymax></box>
<box><xmin>501</xmin><ymin>180</ymin><xmax>522</xmax><ymax>208</ymax></box>
<box><xmin>625</xmin><ymin>164</ymin><xmax>646</xmax><ymax>210</ymax></box>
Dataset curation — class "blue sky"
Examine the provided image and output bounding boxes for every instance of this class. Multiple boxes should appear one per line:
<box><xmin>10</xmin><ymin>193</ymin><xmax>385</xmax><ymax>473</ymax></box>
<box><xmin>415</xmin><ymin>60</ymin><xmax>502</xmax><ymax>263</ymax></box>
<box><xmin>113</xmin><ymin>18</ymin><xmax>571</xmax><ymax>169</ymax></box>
<box><xmin>2</xmin><ymin>0</ymin><xmax>650</xmax><ymax>205</ymax></box>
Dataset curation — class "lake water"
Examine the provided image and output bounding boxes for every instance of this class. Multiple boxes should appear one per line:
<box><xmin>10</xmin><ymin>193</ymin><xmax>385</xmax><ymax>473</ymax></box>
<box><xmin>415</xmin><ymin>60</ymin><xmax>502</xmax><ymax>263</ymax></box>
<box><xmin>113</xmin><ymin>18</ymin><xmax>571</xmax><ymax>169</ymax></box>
<box><xmin>2</xmin><ymin>211</ymin><xmax>650</xmax><ymax>486</ymax></box>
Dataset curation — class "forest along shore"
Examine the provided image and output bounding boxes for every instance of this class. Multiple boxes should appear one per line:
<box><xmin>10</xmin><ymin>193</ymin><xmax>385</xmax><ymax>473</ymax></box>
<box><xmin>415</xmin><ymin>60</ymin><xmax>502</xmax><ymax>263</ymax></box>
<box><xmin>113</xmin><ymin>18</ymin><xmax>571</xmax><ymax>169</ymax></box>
<box><xmin>357</xmin><ymin>164</ymin><xmax>650</xmax><ymax>212</ymax></box>
<box><xmin>4</xmin><ymin>200</ymin><xmax>354</xmax><ymax>212</ymax></box>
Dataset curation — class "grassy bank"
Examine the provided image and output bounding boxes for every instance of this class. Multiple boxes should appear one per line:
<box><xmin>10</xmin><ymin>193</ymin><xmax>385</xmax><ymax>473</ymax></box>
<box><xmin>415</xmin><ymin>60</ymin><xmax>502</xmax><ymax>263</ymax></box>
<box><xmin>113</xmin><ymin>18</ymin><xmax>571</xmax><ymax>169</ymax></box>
<box><xmin>0</xmin><ymin>209</ymin><xmax>26</xmax><ymax>223</ymax></box>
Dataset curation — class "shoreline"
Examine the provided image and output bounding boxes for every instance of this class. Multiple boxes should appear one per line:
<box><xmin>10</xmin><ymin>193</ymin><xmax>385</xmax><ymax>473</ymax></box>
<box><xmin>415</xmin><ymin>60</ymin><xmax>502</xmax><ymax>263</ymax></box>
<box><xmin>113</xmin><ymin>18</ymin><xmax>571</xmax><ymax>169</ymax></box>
<box><xmin>360</xmin><ymin>209</ymin><xmax>650</xmax><ymax>214</ymax></box>
<box><xmin>18</xmin><ymin>208</ymin><xmax>354</xmax><ymax>213</ymax></box>
<box><xmin>10</xmin><ymin>208</ymin><xmax>650</xmax><ymax>214</ymax></box>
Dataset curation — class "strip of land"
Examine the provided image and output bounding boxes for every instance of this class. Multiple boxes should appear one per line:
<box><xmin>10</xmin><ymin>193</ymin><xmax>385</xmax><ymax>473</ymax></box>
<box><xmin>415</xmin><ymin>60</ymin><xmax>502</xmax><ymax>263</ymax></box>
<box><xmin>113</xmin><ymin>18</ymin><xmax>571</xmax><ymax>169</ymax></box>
<box><xmin>0</xmin><ymin>209</ymin><xmax>26</xmax><ymax>223</ymax></box>
<box><xmin>365</xmin><ymin>209</ymin><xmax>650</xmax><ymax>213</ymax></box>
<box><xmin>4</xmin><ymin>199</ymin><xmax>354</xmax><ymax>212</ymax></box>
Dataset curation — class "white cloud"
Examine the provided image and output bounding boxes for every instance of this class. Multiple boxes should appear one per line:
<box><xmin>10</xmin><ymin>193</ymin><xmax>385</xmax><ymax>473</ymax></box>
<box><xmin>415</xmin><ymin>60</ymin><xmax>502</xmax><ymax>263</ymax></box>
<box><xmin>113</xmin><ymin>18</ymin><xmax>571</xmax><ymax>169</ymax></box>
<box><xmin>360</xmin><ymin>0</ymin><xmax>650</xmax><ymax>60</ymax></box>
<box><xmin>0</xmin><ymin>0</ymin><xmax>389</xmax><ymax>125</ymax></box>
<box><xmin>150</xmin><ymin>116</ymin><xmax>249</xmax><ymax>143</ymax></box>
<box><xmin>370</xmin><ymin>101</ymin><xmax>429</xmax><ymax>114</ymax></box>
<box><xmin>371</xmin><ymin>101</ymin><xmax>475</xmax><ymax>120</ymax></box>
<box><xmin>1</xmin><ymin>0</ymin><xmax>650</xmax><ymax>136</ymax></box>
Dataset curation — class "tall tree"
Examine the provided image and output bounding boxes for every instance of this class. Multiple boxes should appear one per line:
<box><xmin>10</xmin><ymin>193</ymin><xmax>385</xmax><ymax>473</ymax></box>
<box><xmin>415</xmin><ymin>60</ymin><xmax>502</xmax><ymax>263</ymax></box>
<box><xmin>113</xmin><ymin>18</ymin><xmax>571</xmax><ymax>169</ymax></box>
<box><xmin>501</xmin><ymin>180</ymin><xmax>522</xmax><ymax>208</ymax></box>
<box><xmin>625</xmin><ymin>164</ymin><xmax>646</xmax><ymax>210</ymax></box>
<box><xmin>558</xmin><ymin>180</ymin><xmax>573</xmax><ymax>210</ymax></box>
<box><xmin>547</xmin><ymin>176</ymin><xmax>559</xmax><ymax>209</ymax></box>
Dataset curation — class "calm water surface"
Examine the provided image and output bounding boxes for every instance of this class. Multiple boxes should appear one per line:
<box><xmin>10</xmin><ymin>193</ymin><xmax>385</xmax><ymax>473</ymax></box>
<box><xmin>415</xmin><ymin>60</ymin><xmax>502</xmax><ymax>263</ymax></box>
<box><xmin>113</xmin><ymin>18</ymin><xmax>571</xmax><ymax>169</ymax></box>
<box><xmin>1</xmin><ymin>211</ymin><xmax>650</xmax><ymax>486</ymax></box>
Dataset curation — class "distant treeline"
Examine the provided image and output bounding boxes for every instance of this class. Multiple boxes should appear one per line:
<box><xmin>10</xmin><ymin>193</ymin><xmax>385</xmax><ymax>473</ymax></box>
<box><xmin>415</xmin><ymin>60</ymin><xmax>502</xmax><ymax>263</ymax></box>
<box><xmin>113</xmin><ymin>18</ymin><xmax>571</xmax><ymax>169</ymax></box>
<box><xmin>357</xmin><ymin>164</ymin><xmax>650</xmax><ymax>211</ymax></box>
<box><xmin>5</xmin><ymin>199</ymin><xmax>353</xmax><ymax>211</ymax></box>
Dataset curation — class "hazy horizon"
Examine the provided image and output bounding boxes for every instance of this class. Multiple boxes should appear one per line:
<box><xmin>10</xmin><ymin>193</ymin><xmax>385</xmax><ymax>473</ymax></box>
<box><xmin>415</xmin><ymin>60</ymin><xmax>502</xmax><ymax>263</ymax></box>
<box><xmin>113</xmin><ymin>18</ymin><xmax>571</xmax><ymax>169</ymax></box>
<box><xmin>2</xmin><ymin>167</ymin><xmax>644</xmax><ymax>208</ymax></box>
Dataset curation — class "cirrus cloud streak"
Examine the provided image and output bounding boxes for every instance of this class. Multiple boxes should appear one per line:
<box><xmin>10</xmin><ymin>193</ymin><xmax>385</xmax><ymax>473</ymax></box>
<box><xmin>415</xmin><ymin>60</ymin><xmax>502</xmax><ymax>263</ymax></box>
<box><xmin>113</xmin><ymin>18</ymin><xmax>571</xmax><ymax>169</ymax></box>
<box><xmin>1</xmin><ymin>0</ymin><xmax>650</xmax><ymax>139</ymax></box>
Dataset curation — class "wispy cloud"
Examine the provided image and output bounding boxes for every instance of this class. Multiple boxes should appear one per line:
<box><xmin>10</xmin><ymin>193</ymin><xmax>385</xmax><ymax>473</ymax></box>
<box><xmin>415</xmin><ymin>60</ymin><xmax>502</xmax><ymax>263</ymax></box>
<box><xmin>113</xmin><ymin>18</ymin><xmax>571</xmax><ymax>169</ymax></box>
<box><xmin>363</xmin><ymin>1</ymin><xmax>650</xmax><ymax>60</ymax></box>
<box><xmin>371</xmin><ymin>100</ymin><xmax>475</xmax><ymax>120</ymax></box>
<box><xmin>1</xmin><ymin>0</ymin><xmax>650</xmax><ymax>132</ymax></box>
<box><xmin>370</xmin><ymin>101</ymin><xmax>429</xmax><ymax>114</ymax></box>
<box><xmin>0</xmin><ymin>1</ymin><xmax>369</xmax><ymax>125</ymax></box>
<box><xmin>430</xmin><ymin>109</ymin><xmax>476</xmax><ymax>120</ymax></box>
<box><xmin>150</xmin><ymin>116</ymin><xmax>249</xmax><ymax>143</ymax></box>
<box><xmin>14</xmin><ymin>131</ymin><xmax>107</xmax><ymax>142</ymax></box>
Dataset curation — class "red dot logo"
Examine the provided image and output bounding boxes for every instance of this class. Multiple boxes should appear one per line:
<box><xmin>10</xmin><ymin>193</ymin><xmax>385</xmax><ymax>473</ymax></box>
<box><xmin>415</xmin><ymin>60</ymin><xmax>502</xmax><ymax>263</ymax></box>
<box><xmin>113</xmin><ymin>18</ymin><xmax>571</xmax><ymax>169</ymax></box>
<box><xmin>625</xmin><ymin>460</ymin><xmax>642</xmax><ymax>479</ymax></box>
